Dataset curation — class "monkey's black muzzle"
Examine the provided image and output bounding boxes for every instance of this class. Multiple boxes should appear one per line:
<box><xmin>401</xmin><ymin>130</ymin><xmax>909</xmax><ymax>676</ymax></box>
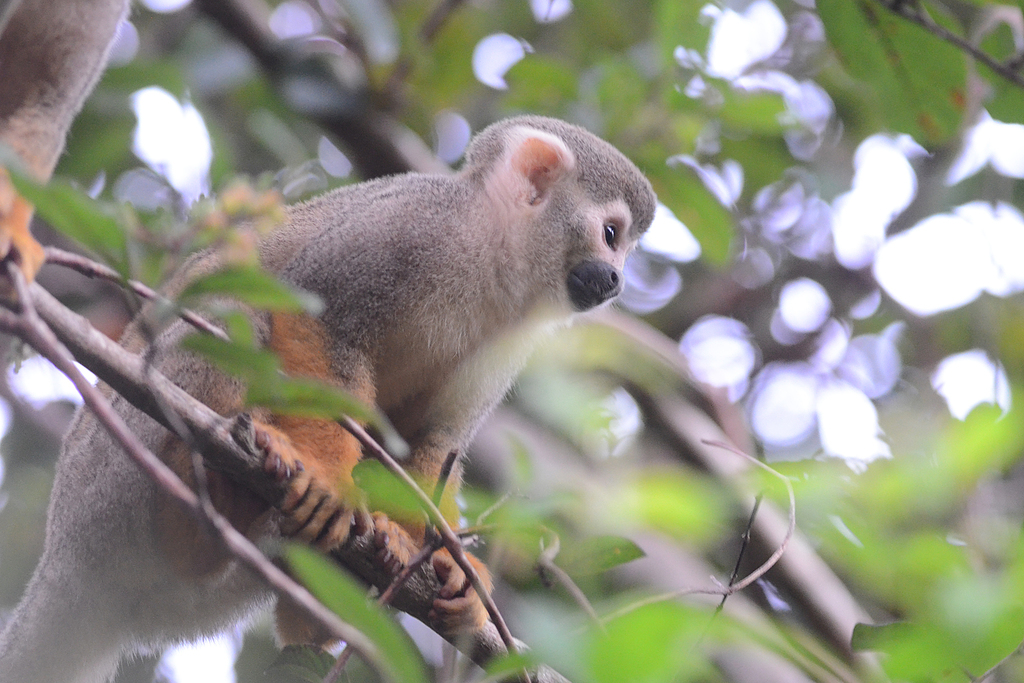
<box><xmin>567</xmin><ymin>260</ymin><xmax>622</xmax><ymax>311</ymax></box>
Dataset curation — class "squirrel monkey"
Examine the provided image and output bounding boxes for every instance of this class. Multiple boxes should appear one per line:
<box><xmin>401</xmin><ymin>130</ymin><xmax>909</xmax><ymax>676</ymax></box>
<box><xmin>0</xmin><ymin>0</ymin><xmax>660</xmax><ymax>678</ymax></box>
<box><xmin>0</xmin><ymin>115</ymin><xmax>656</xmax><ymax>682</ymax></box>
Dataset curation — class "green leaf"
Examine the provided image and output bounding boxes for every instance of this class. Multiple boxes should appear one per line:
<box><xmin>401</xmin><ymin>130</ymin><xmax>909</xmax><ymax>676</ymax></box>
<box><xmin>851</xmin><ymin>620</ymin><xmax>910</xmax><ymax>651</ymax></box>
<box><xmin>249</xmin><ymin>377</ymin><xmax>408</xmax><ymax>458</ymax></box>
<box><xmin>263</xmin><ymin>645</ymin><xmax>336</xmax><ymax>682</ymax></box>
<box><xmin>659</xmin><ymin>171</ymin><xmax>733</xmax><ymax>265</ymax></box>
<box><xmin>718</xmin><ymin>89</ymin><xmax>787</xmax><ymax>135</ymax></box>
<box><xmin>610</xmin><ymin>470</ymin><xmax>729</xmax><ymax>544</ymax></box>
<box><xmin>818</xmin><ymin>0</ymin><xmax>967</xmax><ymax>144</ymax></box>
<box><xmin>181</xmin><ymin>334</ymin><xmax>279</xmax><ymax>383</ymax></box>
<box><xmin>285</xmin><ymin>545</ymin><xmax>429</xmax><ymax>683</ymax></box>
<box><xmin>179</xmin><ymin>265</ymin><xmax>323</xmax><ymax>314</ymax></box>
<box><xmin>482</xmin><ymin>652</ymin><xmax>537</xmax><ymax>681</ymax></box>
<box><xmin>556</xmin><ymin>535</ymin><xmax>645</xmax><ymax>576</ymax></box>
<box><xmin>352</xmin><ymin>460</ymin><xmax>424</xmax><ymax>524</ymax></box>
<box><xmin>9</xmin><ymin>174</ymin><xmax>127</xmax><ymax>269</ymax></box>
<box><xmin>587</xmin><ymin>602</ymin><xmax>711</xmax><ymax>683</ymax></box>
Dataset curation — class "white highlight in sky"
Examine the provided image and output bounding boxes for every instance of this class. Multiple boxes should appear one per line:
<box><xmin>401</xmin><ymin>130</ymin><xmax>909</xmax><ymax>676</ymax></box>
<box><xmin>157</xmin><ymin>633</ymin><xmax>241</xmax><ymax>683</ymax></box>
<box><xmin>530</xmin><ymin>0</ymin><xmax>573</xmax><ymax>23</ymax></box>
<box><xmin>778</xmin><ymin>277</ymin><xmax>831</xmax><ymax>333</ymax></box>
<box><xmin>750</xmin><ymin>363</ymin><xmax>819</xmax><ymax>446</ymax></box>
<box><xmin>704</xmin><ymin>0</ymin><xmax>787</xmax><ymax>80</ymax></box>
<box><xmin>948</xmin><ymin>110</ymin><xmax>1024</xmax><ymax>184</ymax></box>
<box><xmin>131</xmin><ymin>87</ymin><xmax>213</xmax><ymax>206</ymax></box>
<box><xmin>816</xmin><ymin>379</ymin><xmax>891</xmax><ymax>468</ymax></box>
<box><xmin>679</xmin><ymin>316</ymin><xmax>758</xmax><ymax>401</ymax></box>
<box><xmin>932</xmin><ymin>350</ymin><xmax>1011</xmax><ymax>420</ymax></box>
<box><xmin>434</xmin><ymin>111</ymin><xmax>472</xmax><ymax>164</ymax></box>
<box><xmin>641</xmin><ymin>204</ymin><xmax>701</xmax><ymax>262</ymax></box>
<box><xmin>472</xmin><ymin>34</ymin><xmax>532</xmax><ymax>90</ymax></box>
<box><xmin>268</xmin><ymin>1</ymin><xmax>321</xmax><ymax>39</ymax></box>
<box><xmin>8</xmin><ymin>357</ymin><xmax>96</xmax><ymax>408</ymax></box>
<box><xmin>668</xmin><ymin>156</ymin><xmax>743</xmax><ymax>209</ymax></box>
<box><xmin>958</xmin><ymin>201</ymin><xmax>1024</xmax><ymax>296</ymax></box>
<box><xmin>139</xmin><ymin>0</ymin><xmax>192</xmax><ymax>12</ymax></box>
<box><xmin>874</xmin><ymin>201</ymin><xmax>1024</xmax><ymax>316</ymax></box>
<box><xmin>317</xmin><ymin>136</ymin><xmax>353</xmax><ymax>178</ymax></box>
<box><xmin>831</xmin><ymin>134</ymin><xmax>922</xmax><ymax>269</ymax></box>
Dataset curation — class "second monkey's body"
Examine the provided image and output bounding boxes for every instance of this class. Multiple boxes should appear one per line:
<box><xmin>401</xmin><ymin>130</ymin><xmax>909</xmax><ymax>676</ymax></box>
<box><xmin>0</xmin><ymin>116</ymin><xmax>656</xmax><ymax>683</ymax></box>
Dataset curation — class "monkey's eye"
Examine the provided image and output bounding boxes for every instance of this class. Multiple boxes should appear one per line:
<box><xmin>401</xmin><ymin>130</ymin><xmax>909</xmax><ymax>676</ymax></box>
<box><xmin>603</xmin><ymin>223</ymin><xmax>617</xmax><ymax>247</ymax></box>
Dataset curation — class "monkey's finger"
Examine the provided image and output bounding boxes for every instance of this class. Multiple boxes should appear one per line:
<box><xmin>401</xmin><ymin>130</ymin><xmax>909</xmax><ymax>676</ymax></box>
<box><xmin>278</xmin><ymin>471</ymin><xmax>314</xmax><ymax>513</ymax></box>
<box><xmin>285</xmin><ymin>488</ymin><xmax>335</xmax><ymax>538</ymax></box>
<box><xmin>432</xmin><ymin>553</ymin><xmax>470</xmax><ymax>599</ymax></box>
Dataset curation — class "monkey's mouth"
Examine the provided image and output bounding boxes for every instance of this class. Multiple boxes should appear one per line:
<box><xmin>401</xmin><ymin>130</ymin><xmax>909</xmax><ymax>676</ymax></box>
<box><xmin>566</xmin><ymin>261</ymin><xmax>622</xmax><ymax>311</ymax></box>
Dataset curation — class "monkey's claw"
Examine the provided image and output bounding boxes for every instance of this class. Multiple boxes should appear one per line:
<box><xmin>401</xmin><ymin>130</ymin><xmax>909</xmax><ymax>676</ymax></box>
<box><xmin>372</xmin><ymin>513</ymin><xmax>418</xmax><ymax>577</ymax></box>
<box><xmin>254</xmin><ymin>422</ymin><xmax>358</xmax><ymax>551</ymax></box>
<box><xmin>256</xmin><ymin>423</ymin><xmax>304</xmax><ymax>482</ymax></box>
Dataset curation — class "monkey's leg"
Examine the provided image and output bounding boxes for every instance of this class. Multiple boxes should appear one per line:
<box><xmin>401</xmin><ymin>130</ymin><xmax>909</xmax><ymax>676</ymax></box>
<box><xmin>0</xmin><ymin>171</ymin><xmax>44</xmax><ymax>290</ymax></box>
<box><xmin>0</xmin><ymin>0</ymin><xmax>128</xmax><ymax>292</ymax></box>
<box><xmin>267</xmin><ymin>312</ymin><xmax>379</xmax><ymax>644</ymax></box>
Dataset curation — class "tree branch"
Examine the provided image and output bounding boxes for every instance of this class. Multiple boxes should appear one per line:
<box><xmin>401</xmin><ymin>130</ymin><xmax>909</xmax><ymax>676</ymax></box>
<box><xmin>191</xmin><ymin>0</ymin><xmax>448</xmax><ymax>179</ymax></box>
<box><xmin>44</xmin><ymin>246</ymin><xmax>229</xmax><ymax>341</ymax></box>
<box><xmin>872</xmin><ymin>0</ymin><xmax>1024</xmax><ymax>90</ymax></box>
<box><xmin>0</xmin><ymin>271</ymin><xmax>389</xmax><ymax>678</ymax></box>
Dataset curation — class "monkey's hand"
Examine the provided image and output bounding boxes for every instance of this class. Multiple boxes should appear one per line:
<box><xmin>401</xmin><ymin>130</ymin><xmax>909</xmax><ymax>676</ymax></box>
<box><xmin>255</xmin><ymin>421</ymin><xmax>369</xmax><ymax>550</ymax></box>
<box><xmin>430</xmin><ymin>549</ymin><xmax>492</xmax><ymax>636</ymax></box>
<box><xmin>372</xmin><ymin>514</ymin><xmax>491</xmax><ymax>635</ymax></box>
<box><xmin>0</xmin><ymin>169</ymin><xmax>45</xmax><ymax>297</ymax></box>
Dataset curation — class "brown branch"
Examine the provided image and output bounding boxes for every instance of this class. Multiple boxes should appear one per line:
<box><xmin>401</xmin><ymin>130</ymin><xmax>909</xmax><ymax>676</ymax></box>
<box><xmin>420</xmin><ymin>0</ymin><xmax>466</xmax><ymax>43</ymax></box>
<box><xmin>26</xmin><ymin>280</ymin><xmax>570</xmax><ymax>683</ymax></box>
<box><xmin>872</xmin><ymin>0</ymin><xmax>1024</xmax><ymax>89</ymax></box>
<box><xmin>191</xmin><ymin>0</ymin><xmax>447</xmax><ymax>179</ymax></box>
<box><xmin>0</xmin><ymin>269</ymin><xmax>389</xmax><ymax>677</ymax></box>
<box><xmin>43</xmin><ymin>246</ymin><xmax>229</xmax><ymax>341</ymax></box>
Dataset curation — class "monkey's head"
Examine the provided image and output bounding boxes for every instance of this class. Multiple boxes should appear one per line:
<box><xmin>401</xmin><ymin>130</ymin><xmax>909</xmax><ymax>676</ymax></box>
<box><xmin>463</xmin><ymin>116</ymin><xmax>656</xmax><ymax>313</ymax></box>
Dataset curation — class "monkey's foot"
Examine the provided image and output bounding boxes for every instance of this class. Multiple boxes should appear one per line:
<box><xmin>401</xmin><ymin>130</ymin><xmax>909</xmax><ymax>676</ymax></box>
<box><xmin>429</xmin><ymin>548</ymin><xmax>492</xmax><ymax>636</ymax></box>
<box><xmin>0</xmin><ymin>168</ymin><xmax>44</xmax><ymax>297</ymax></box>
<box><xmin>372</xmin><ymin>513</ymin><xmax>420</xmax><ymax>576</ymax></box>
<box><xmin>255</xmin><ymin>422</ymin><xmax>368</xmax><ymax>550</ymax></box>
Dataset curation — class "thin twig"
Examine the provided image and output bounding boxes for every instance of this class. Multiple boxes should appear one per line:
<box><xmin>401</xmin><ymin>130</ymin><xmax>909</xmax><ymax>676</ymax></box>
<box><xmin>43</xmin><ymin>246</ymin><xmax>229</xmax><ymax>340</ymax></box>
<box><xmin>537</xmin><ymin>533</ymin><xmax>605</xmax><ymax>633</ymax></box>
<box><xmin>0</xmin><ymin>265</ymin><xmax>390</xmax><ymax>679</ymax></box>
<box><xmin>717</xmin><ymin>494</ymin><xmax>764</xmax><ymax>613</ymax></box>
<box><xmin>871</xmin><ymin>0</ymin><xmax>1024</xmax><ymax>89</ymax></box>
<box><xmin>600</xmin><ymin>440</ymin><xmax>795</xmax><ymax>624</ymax></box>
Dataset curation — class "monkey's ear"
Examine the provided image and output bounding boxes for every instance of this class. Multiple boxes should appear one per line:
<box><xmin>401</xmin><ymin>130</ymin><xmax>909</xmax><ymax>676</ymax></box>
<box><xmin>508</xmin><ymin>130</ymin><xmax>575</xmax><ymax>204</ymax></box>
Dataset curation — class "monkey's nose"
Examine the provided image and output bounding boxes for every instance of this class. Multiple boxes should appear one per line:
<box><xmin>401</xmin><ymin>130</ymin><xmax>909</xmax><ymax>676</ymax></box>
<box><xmin>567</xmin><ymin>260</ymin><xmax>622</xmax><ymax>311</ymax></box>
